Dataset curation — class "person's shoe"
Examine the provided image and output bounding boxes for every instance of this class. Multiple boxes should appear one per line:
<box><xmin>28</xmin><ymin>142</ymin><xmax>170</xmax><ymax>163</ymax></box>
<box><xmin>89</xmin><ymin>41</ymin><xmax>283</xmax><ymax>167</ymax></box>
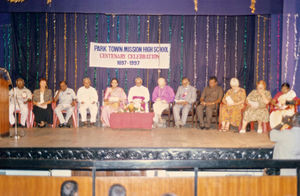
<box><xmin>257</xmin><ymin>129</ymin><xmax>263</xmax><ymax>134</ymax></box>
<box><xmin>64</xmin><ymin>123</ymin><xmax>71</xmax><ymax>128</ymax></box>
<box><xmin>175</xmin><ymin>121</ymin><xmax>181</xmax><ymax>128</ymax></box>
<box><xmin>205</xmin><ymin>126</ymin><xmax>211</xmax><ymax>130</ymax></box>
<box><xmin>82</xmin><ymin>122</ymin><xmax>88</xmax><ymax>128</ymax></box>
<box><xmin>58</xmin><ymin>124</ymin><xmax>64</xmax><ymax>128</ymax></box>
<box><xmin>90</xmin><ymin>123</ymin><xmax>96</xmax><ymax>128</ymax></box>
<box><xmin>239</xmin><ymin>129</ymin><xmax>246</xmax><ymax>134</ymax></box>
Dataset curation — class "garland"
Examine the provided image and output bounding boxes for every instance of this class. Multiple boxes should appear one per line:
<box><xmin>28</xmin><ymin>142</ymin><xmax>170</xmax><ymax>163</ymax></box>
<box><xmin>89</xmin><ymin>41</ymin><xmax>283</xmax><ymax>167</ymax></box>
<box><xmin>283</xmin><ymin>13</ymin><xmax>290</xmax><ymax>82</ymax></box>
<box><xmin>125</xmin><ymin>15</ymin><xmax>129</xmax><ymax>93</ymax></box>
<box><xmin>158</xmin><ymin>16</ymin><xmax>162</xmax><ymax>78</ymax></box>
<box><xmin>8</xmin><ymin>25</ymin><xmax>12</xmax><ymax>73</ymax></box>
<box><xmin>180</xmin><ymin>15</ymin><xmax>184</xmax><ymax>84</ymax></box>
<box><xmin>45</xmin><ymin>13</ymin><xmax>49</xmax><ymax>80</ymax></box>
<box><xmin>262</xmin><ymin>17</ymin><xmax>267</xmax><ymax>80</ymax></box>
<box><xmin>205</xmin><ymin>16</ymin><xmax>209</xmax><ymax>85</ymax></box>
<box><xmin>26</xmin><ymin>13</ymin><xmax>30</xmax><ymax>84</ymax></box>
<box><xmin>215</xmin><ymin>16</ymin><xmax>219</xmax><ymax>76</ymax></box>
<box><xmin>106</xmin><ymin>15</ymin><xmax>111</xmax><ymax>86</ymax></box>
<box><xmin>53</xmin><ymin>13</ymin><xmax>57</xmax><ymax>91</ymax></box>
<box><xmin>137</xmin><ymin>16</ymin><xmax>141</xmax><ymax>77</ymax></box>
<box><xmin>223</xmin><ymin>16</ymin><xmax>228</xmax><ymax>90</ymax></box>
<box><xmin>36</xmin><ymin>14</ymin><xmax>40</xmax><ymax>88</ymax></box>
<box><xmin>292</xmin><ymin>14</ymin><xmax>299</xmax><ymax>89</ymax></box>
<box><xmin>115</xmin><ymin>15</ymin><xmax>120</xmax><ymax>79</ymax></box>
<box><xmin>146</xmin><ymin>16</ymin><xmax>150</xmax><ymax>88</ymax></box>
<box><xmin>234</xmin><ymin>16</ymin><xmax>238</xmax><ymax>77</ymax></box>
<box><xmin>193</xmin><ymin>15</ymin><xmax>197</xmax><ymax>87</ymax></box>
<box><xmin>84</xmin><ymin>15</ymin><xmax>88</xmax><ymax>77</ymax></box>
<box><xmin>94</xmin><ymin>13</ymin><xmax>99</xmax><ymax>87</ymax></box>
<box><xmin>64</xmin><ymin>13</ymin><xmax>67</xmax><ymax>81</ymax></box>
<box><xmin>256</xmin><ymin>15</ymin><xmax>260</xmax><ymax>82</ymax></box>
<box><xmin>243</xmin><ymin>16</ymin><xmax>248</xmax><ymax>89</ymax></box>
<box><xmin>276</xmin><ymin>15</ymin><xmax>281</xmax><ymax>92</ymax></box>
<box><xmin>17</xmin><ymin>15</ymin><xmax>23</xmax><ymax>75</ymax></box>
<box><xmin>268</xmin><ymin>17</ymin><xmax>271</xmax><ymax>87</ymax></box>
<box><xmin>2</xmin><ymin>27</ymin><xmax>6</xmax><ymax>70</ymax></box>
<box><xmin>167</xmin><ymin>16</ymin><xmax>172</xmax><ymax>84</ymax></box>
<box><xmin>74</xmin><ymin>13</ymin><xmax>78</xmax><ymax>90</ymax></box>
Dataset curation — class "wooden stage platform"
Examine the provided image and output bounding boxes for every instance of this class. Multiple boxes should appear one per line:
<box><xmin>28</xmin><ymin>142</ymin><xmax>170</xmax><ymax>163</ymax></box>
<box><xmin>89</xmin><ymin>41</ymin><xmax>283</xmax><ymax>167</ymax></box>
<box><xmin>1</xmin><ymin>127</ymin><xmax>274</xmax><ymax>148</ymax></box>
<box><xmin>0</xmin><ymin>127</ymin><xmax>275</xmax><ymax>162</ymax></box>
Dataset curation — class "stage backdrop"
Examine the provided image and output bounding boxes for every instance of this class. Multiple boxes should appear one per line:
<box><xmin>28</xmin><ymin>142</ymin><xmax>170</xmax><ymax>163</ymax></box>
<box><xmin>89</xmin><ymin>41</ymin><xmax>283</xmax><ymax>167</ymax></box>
<box><xmin>0</xmin><ymin>13</ymin><xmax>274</xmax><ymax>102</ymax></box>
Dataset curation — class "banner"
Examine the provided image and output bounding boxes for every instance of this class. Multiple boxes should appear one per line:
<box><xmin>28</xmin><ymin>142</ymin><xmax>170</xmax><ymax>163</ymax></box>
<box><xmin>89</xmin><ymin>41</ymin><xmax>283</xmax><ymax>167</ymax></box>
<box><xmin>89</xmin><ymin>42</ymin><xmax>171</xmax><ymax>69</ymax></box>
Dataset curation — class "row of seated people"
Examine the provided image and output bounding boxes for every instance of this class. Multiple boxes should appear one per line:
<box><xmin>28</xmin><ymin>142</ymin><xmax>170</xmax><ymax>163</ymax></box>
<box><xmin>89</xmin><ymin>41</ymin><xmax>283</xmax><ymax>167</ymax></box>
<box><xmin>9</xmin><ymin>76</ymin><xmax>298</xmax><ymax>132</ymax></box>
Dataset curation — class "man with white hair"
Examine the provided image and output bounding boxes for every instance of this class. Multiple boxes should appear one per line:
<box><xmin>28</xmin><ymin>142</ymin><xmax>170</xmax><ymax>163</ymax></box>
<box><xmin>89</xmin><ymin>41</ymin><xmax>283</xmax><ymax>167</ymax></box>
<box><xmin>9</xmin><ymin>78</ymin><xmax>32</xmax><ymax>128</ymax></box>
<box><xmin>77</xmin><ymin>77</ymin><xmax>98</xmax><ymax>127</ymax></box>
<box><xmin>173</xmin><ymin>77</ymin><xmax>197</xmax><ymax>128</ymax></box>
<box><xmin>128</xmin><ymin>77</ymin><xmax>150</xmax><ymax>112</ymax></box>
<box><xmin>152</xmin><ymin>77</ymin><xmax>175</xmax><ymax>127</ymax></box>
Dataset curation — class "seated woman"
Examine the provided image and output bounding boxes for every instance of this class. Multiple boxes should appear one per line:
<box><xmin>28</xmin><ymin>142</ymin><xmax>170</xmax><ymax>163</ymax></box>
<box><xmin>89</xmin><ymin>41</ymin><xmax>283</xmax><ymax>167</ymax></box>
<box><xmin>270</xmin><ymin>83</ymin><xmax>297</xmax><ymax>129</ymax></box>
<box><xmin>101</xmin><ymin>78</ymin><xmax>127</xmax><ymax>127</ymax></box>
<box><xmin>219</xmin><ymin>78</ymin><xmax>246</xmax><ymax>132</ymax></box>
<box><xmin>32</xmin><ymin>78</ymin><xmax>53</xmax><ymax>128</ymax></box>
<box><xmin>240</xmin><ymin>80</ymin><xmax>272</xmax><ymax>134</ymax></box>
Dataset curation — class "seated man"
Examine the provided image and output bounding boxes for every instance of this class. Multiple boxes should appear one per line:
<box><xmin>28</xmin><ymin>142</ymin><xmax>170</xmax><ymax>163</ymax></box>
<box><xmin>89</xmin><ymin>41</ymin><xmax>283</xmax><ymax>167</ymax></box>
<box><xmin>270</xmin><ymin>113</ymin><xmax>300</xmax><ymax>176</ymax></box>
<box><xmin>173</xmin><ymin>77</ymin><xmax>197</xmax><ymax>128</ymax></box>
<box><xmin>128</xmin><ymin>77</ymin><xmax>150</xmax><ymax>112</ymax></box>
<box><xmin>9</xmin><ymin>78</ymin><xmax>32</xmax><ymax>128</ymax></box>
<box><xmin>54</xmin><ymin>81</ymin><xmax>76</xmax><ymax>128</ymax></box>
<box><xmin>152</xmin><ymin>77</ymin><xmax>175</xmax><ymax>127</ymax></box>
<box><xmin>77</xmin><ymin>77</ymin><xmax>98</xmax><ymax>127</ymax></box>
<box><xmin>196</xmin><ymin>76</ymin><xmax>223</xmax><ymax>129</ymax></box>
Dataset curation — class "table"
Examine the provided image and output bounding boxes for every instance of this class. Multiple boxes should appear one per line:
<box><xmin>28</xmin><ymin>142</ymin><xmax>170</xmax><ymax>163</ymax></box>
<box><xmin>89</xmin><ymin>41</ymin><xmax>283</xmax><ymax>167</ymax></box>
<box><xmin>110</xmin><ymin>112</ymin><xmax>154</xmax><ymax>129</ymax></box>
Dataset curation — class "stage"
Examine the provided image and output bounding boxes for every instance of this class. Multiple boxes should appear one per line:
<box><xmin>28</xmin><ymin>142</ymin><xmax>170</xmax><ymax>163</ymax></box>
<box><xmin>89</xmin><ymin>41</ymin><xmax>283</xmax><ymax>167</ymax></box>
<box><xmin>0</xmin><ymin>127</ymin><xmax>274</xmax><ymax>161</ymax></box>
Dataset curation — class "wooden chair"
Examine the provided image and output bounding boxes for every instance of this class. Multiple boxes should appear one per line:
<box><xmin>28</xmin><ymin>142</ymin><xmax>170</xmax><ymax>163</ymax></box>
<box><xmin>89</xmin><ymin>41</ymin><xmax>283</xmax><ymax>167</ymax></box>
<box><xmin>52</xmin><ymin>102</ymin><xmax>78</xmax><ymax>128</ymax></box>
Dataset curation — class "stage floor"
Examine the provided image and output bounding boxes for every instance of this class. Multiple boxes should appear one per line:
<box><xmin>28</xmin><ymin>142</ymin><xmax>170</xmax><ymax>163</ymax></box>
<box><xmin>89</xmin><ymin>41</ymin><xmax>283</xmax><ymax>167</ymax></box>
<box><xmin>0</xmin><ymin>127</ymin><xmax>274</xmax><ymax>148</ymax></box>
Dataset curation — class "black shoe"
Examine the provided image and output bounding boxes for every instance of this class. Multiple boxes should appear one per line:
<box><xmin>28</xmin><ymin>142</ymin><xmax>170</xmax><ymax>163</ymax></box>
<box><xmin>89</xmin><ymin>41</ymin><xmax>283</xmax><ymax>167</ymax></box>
<box><xmin>199</xmin><ymin>126</ymin><xmax>205</xmax><ymax>130</ymax></box>
<box><xmin>205</xmin><ymin>126</ymin><xmax>211</xmax><ymax>130</ymax></box>
<box><xmin>58</xmin><ymin>124</ymin><xmax>64</xmax><ymax>128</ymax></box>
<box><xmin>64</xmin><ymin>123</ymin><xmax>71</xmax><ymax>128</ymax></box>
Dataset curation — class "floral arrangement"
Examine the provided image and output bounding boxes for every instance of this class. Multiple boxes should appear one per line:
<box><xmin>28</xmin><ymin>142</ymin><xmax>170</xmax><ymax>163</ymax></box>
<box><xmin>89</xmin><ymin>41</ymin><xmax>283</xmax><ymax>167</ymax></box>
<box><xmin>121</xmin><ymin>102</ymin><xmax>145</xmax><ymax>113</ymax></box>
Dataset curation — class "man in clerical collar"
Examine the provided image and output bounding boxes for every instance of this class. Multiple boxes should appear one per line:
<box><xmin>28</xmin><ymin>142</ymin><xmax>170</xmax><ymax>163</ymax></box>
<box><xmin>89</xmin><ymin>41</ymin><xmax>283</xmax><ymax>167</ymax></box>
<box><xmin>128</xmin><ymin>77</ymin><xmax>150</xmax><ymax>112</ymax></box>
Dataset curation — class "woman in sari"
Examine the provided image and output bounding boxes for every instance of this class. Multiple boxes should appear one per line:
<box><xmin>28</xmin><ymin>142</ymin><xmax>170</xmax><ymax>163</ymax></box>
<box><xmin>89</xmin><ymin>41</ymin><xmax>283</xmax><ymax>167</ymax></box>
<box><xmin>219</xmin><ymin>78</ymin><xmax>246</xmax><ymax>132</ymax></box>
<box><xmin>270</xmin><ymin>83</ymin><xmax>297</xmax><ymax>129</ymax></box>
<box><xmin>240</xmin><ymin>80</ymin><xmax>272</xmax><ymax>134</ymax></box>
<box><xmin>101</xmin><ymin>78</ymin><xmax>127</xmax><ymax>127</ymax></box>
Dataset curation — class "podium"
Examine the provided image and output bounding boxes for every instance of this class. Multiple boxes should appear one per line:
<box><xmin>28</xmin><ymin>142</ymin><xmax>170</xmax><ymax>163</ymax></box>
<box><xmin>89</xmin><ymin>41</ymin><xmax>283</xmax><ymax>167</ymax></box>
<box><xmin>0</xmin><ymin>77</ymin><xmax>9</xmax><ymax>136</ymax></box>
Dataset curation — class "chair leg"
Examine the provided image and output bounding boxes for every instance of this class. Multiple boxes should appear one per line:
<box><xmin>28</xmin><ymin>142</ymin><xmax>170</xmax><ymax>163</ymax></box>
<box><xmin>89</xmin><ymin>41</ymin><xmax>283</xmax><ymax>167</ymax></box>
<box><xmin>250</xmin><ymin>122</ymin><xmax>255</xmax><ymax>131</ymax></box>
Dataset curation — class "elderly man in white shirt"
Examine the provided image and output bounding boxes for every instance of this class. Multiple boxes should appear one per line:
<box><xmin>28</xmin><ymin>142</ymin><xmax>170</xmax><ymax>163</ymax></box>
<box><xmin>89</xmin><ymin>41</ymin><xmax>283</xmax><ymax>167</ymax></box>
<box><xmin>54</xmin><ymin>81</ymin><xmax>76</xmax><ymax>128</ymax></box>
<box><xmin>128</xmin><ymin>77</ymin><xmax>150</xmax><ymax>112</ymax></box>
<box><xmin>77</xmin><ymin>77</ymin><xmax>98</xmax><ymax>127</ymax></box>
<box><xmin>9</xmin><ymin>78</ymin><xmax>32</xmax><ymax>128</ymax></box>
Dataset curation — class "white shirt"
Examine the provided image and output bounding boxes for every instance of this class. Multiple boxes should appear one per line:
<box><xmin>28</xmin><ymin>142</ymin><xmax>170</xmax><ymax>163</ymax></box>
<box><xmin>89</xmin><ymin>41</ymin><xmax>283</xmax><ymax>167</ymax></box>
<box><xmin>55</xmin><ymin>88</ymin><xmax>76</xmax><ymax>106</ymax></box>
<box><xmin>128</xmin><ymin>85</ymin><xmax>150</xmax><ymax>103</ymax></box>
<box><xmin>77</xmin><ymin>86</ymin><xmax>98</xmax><ymax>104</ymax></box>
<box><xmin>9</xmin><ymin>87</ymin><xmax>32</xmax><ymax>106</ymax></box>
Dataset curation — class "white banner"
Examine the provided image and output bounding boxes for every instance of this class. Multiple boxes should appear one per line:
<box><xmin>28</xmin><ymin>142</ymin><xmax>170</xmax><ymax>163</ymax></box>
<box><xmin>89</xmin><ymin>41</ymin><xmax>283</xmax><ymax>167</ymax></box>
<box><xmin>89</xmin><ymin>42</ymin><xmax>171</xmax><ymax>69</ymax></box>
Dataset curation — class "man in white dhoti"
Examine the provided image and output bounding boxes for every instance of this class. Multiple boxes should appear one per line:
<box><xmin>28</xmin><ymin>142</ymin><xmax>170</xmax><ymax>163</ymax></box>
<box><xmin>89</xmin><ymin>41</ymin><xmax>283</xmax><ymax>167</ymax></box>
<box><xmin>173</xmin><ymin>77</ymin><xmax>197</xmax><ymax>128</ymax></box>
<box><xmin>54</xmin><ymin>81</ymin><xmax>76</xmax><ymax>128</ymax></box>
<box><xmin>77</xmin><ymin>77</ymin><xmax>98</xmax><ymax>127</ymax></box>
<box><xmin>128</xmin><ymin>77</ymin><xmax>150</xmax><ymax>112</ymax></box>
<box><xmin>9</xmin><ymin>78</ymin><xmax>32</xmax><ymax>128</ymax></box>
